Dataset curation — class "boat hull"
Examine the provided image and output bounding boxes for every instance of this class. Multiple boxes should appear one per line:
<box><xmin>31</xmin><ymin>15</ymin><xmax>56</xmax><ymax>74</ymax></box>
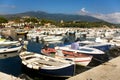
<box><xmin>65</xmin><ymin>56</ymin><xmax>92</xmax><ymax>66</ymax></box>
<box><xmin>22</xmin><ymin>62</ymin><xmax>75</xmax><ymax>77</ymax></box>
<box><xmin>90</xmin><ymin>44</ymin><xmax>111</xmax><ymax>52</ymax></box>
<box><xmin>0</xmin><ymin>51</ymin><xmax>19</xmax><ymax>59</ymax></box>
<box><xmin>0</xmin><ymin>46</ymin><xmax>22</xmax><ymax>54</ymax></box>
<box><xmin>0</xmin><ymin>45</ymin><xmax>22</xmax><ymax>59</ymax></box>
<box><xmin>38</xmin><ymin>64</ymin><xmax>75</xmax><ymax>77</ymax></box>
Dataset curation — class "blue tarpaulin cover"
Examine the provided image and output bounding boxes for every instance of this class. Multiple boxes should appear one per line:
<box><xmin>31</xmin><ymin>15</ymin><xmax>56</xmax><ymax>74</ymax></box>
<box><xmin>71</xmin><ymin>42</ymin><xmax>79</xmax><ymax>50</ymax></box>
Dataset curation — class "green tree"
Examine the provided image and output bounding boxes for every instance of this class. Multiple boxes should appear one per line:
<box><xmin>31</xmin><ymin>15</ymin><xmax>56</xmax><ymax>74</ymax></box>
<box><xmin>0</xmin><ymin>16</ymin><xmax>8</xmax><ymax>24</ymax></box>
<box><xmin>14</xmin><ymin>17</ymin><xmax>21</xmax><ymax>23</ymax></box>
<box><xmin>30</xmin><ymin>17</ymin><xmax>39</xmax><ymax>23</ymax></box>
<box><xmin>24</xmin><ymin>18</ymin><xmax>31</xmax><ymax>23</ymax></box>
<box><xmin>40</xmin><ymin>19</ymin><xmax>56</xmax><ymax>25</ymax></box>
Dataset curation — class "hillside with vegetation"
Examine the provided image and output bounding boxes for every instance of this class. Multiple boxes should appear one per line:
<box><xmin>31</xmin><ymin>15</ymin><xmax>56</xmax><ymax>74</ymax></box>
<box><xmin>0</xmin><ymin>11</ymin><xmax>119</xmax><ymax>28</ymax></box>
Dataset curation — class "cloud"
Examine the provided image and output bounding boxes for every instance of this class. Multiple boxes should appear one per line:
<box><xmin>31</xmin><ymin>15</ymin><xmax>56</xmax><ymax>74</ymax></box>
<box><xmin>91</xmin><ymin>12</ymin><xmax>120</xmax><ymax>24</ymax></box>
<box><xmin>93</xmin><ymin>12</ymin><xmax>120</xmax><ymax>23</ymax></box>
<box><xmin>0</xmin><ymin>4</ymin><xmax>16</xmax><ymax>9</ymax></box>
<box><xmin>77</xmin><ymin>8</ymin><xmax>89</xmax><ymax>15</ymax></box>
<box><xmin>77</xmin><ymin>8</ymin><xmax>120</xmax><ymax>24</ymax></box>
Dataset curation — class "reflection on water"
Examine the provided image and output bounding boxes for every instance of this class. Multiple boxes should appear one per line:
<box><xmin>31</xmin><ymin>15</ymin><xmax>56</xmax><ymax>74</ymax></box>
<box><xmin>0</xmin><ymin>56</ymin><xmax>22</xmax><ymax>77</ymax></box>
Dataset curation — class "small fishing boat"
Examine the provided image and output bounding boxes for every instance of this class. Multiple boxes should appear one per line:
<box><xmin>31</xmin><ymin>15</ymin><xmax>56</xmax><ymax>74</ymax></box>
<box><xmin>78</xmin><ymin>40</ymin><xmax>112</xmax><ymax>52</ymax></box>
<box><xmin>42</xmin><ymin>36</ymin><xmax>65</xmax><ymax>42</ymax></box>
<box><xmin>41</xmin><ymin>47</ymin><xmax>93</xmax><ymax>66</ymax></box>
<box><xmin>55</xmin><ymin>45</ymin><xmax>104</xmax><ymax>55</ymax></box>
<box><xmin>16</xmin><ymin>29</ymin><xmax>28</xmax><ymax>35</ymax></box>
<box><xmin>19</xmin><ymin>51</ymin><xmax>75</xmax><ymax>77</ymax></box>
<box><xmin>0</xmin><ymin>41</ymin><xmax>20</xmax><ymax>45</ymax></box>
<box><xmin>0</xmin><ymin>43</ymin><xmax>22</xmax><ymax>59</ymax></box>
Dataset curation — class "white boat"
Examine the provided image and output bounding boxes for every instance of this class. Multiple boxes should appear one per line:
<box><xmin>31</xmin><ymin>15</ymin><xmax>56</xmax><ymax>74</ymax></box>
<box><xmin>0</xmin><ymin>41</ymin><xmax>20</xmax><ymax>45</ymax></box>
<box><xmin>19</xmin><ymin>51</ymin><xmax>75</xmax><ymax>77</ymax></box>
<box><xmin>16</xmin><ymin>29</ymin><xmax>28</xmax><ymax>35</ymax></box>
<box><xmin>41</xmin><ymin>41</ymin><xmax>104</xmax><ymax>66</ymax></box>
<box><xmin>0</xmin><ymin>43</ymin><xmax>22</xmax><ymax>59</ymax></box>
<box><xmin>43</xmin><ymin>36</ymin><xmax>64</xmax><ymax>42</ymax></box>
<box><xmin>55</xmin><ymin>45</ymin><xmax>104</xmax><ymax>55</ymax></box>
<box><xmin>41</xmin><ymin>48</ymin><xmax>93</xmax><ymax>66</ymax></box>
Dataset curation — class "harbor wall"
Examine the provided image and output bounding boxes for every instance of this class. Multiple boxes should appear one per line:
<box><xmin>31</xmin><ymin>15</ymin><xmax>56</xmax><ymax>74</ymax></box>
<box><xmin>67</xmin><ymin>56</ymin><xmax>120</xmax><ymax>80</ymax></box>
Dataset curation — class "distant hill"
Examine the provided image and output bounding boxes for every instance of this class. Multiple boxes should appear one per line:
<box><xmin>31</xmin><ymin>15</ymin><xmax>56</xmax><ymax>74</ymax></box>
<box><xmin>1</xmin><ymin>11</ymin><xmax>105</xmax><ymax>22</ymax></box>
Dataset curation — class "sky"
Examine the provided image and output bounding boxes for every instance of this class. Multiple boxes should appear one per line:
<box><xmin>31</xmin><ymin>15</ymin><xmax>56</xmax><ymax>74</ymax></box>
<box><xmin>0</xmin><ymin>0</ymin><xmax>120</xmax><ymax>23</ymax></box>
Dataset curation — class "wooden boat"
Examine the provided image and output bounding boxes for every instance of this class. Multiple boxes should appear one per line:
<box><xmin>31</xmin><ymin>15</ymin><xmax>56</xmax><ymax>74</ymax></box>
<box><xmin>19</xmin><ymin>51</ymin><xmax>75</xmax><ymax>77</ymax></box>
<box><xmin>41</xmin><ymin>48</ymin><xmax>93</xmax><ymax>66</ymax></box>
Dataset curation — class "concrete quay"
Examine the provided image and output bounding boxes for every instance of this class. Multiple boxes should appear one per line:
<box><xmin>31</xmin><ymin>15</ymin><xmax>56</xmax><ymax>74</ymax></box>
<box><xmin>0</xmin><ymin>72</ymin><xmax>22</xmax><ymax>80</ymax></box>
<box><xmin>67</xmin><ymin>56</ymin><xmax>120</xmax><ymax>80</ymax></box>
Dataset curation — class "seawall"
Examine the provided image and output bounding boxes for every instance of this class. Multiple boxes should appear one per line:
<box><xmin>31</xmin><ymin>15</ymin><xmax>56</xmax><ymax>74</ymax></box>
<box><xmin>67</xmin><ymin>56</ymin><xmax>120</xmax><ymax>80</ymax></box>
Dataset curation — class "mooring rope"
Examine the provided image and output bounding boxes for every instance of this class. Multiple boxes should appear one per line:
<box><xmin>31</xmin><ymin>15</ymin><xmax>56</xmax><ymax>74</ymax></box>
<box><xmin>84</xmin><ymin>65</ymin><xmax>94</xmax><ymax>69</ymax></box>
<box><xmin>93</xmin><ymin>57</ymin><xmax>116</xmax><ymax>67</ymax></box>
<box><xmin>93</xmin><ymin>57</ymin><xmax>105</xmax><ymax>63</ymax></box>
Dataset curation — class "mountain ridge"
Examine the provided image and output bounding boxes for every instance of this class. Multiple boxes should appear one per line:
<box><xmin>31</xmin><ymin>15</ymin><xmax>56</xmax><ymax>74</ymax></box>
<box><xmin>0</xmin><ymin>11</ymin><xmax>107</xmax><ymax>22</ymax></box>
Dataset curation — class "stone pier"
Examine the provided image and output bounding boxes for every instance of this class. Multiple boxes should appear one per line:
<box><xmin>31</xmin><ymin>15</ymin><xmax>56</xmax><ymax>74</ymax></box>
<box><xmin>67</xmin><ymin>56</ymin><xmax>120</xmax><ymax>80</ymax></box>
<box><xmin>0</xmin><ymin>72</ymin><xmax>22</xmax><ymax>80</ymax></box>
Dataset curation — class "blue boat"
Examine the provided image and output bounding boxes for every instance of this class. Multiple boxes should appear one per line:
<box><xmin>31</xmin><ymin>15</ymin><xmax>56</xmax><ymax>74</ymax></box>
<box><xmin>89</xmin><ymin>44</ymin><xmax>112</xmax><ymax>52</ymax></box>
<box><xmin>78</xmin><ymin>41</ymin><xmax>112</xmax><ymax>52</ymax></box>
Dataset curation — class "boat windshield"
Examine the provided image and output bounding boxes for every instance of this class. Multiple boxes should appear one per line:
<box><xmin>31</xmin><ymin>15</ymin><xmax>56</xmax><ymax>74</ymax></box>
<box><xmin>78</xmin><ymin>48</ymin><xmax>93</xmax><ymax>52</ymax></box>
<box><xmin>0</xmin><ymin>45</ymin><xmax>19</xmax><ymax>48</ymax></box>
